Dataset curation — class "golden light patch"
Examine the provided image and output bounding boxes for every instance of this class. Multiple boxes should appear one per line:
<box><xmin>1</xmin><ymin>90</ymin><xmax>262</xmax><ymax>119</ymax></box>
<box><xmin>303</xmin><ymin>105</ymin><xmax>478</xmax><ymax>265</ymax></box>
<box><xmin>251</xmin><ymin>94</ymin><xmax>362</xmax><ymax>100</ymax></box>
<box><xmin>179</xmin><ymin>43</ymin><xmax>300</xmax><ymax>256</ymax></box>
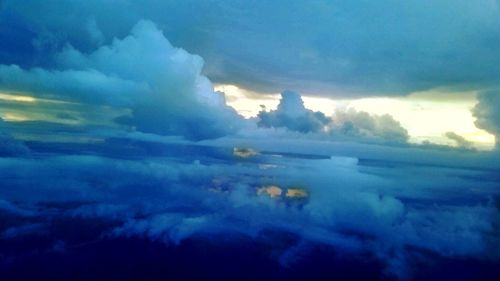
<box><xmin>257</xmin><ymin>185</ymin><xmax>283</xmax><ymax>198</ymax></box>
<box><xmin>2</xmin><ymin>113</ymin><xmax>30</xmax><ymax>121</ymax></box>
<box><xmin>285</xmin><ymin>188</ymin><xmax>309</xmax><ymax>198</ymax></box>
<box><xmin>0</xmin><ymin>93</ymin><xmax>36</xmax><ymax>103</ymax></box>
<box><xmin>233</xmin><ymin>147</ymin><xmax>259</xmax><ymax>158</ymax></box>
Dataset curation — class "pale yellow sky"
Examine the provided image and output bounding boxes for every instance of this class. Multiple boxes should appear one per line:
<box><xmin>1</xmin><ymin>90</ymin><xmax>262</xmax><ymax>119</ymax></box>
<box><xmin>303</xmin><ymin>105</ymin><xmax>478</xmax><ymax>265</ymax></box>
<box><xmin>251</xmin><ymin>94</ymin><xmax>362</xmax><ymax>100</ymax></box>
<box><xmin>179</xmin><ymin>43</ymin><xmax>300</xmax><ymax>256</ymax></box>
<box><xmin>215</xmin><ymin>84</ymin><xmax>496</xmax><ymax>150</ymax></box>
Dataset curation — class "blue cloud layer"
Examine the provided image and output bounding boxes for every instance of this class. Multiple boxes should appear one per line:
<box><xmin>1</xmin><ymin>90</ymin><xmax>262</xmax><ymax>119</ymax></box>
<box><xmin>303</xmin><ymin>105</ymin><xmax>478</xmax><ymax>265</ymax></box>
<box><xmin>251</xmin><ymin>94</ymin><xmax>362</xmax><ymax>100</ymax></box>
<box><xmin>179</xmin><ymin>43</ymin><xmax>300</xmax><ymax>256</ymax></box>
<box><xmin>0</xmin><ymin>138</ymin><xmax>498</xmax><ymax>279</ymax></box>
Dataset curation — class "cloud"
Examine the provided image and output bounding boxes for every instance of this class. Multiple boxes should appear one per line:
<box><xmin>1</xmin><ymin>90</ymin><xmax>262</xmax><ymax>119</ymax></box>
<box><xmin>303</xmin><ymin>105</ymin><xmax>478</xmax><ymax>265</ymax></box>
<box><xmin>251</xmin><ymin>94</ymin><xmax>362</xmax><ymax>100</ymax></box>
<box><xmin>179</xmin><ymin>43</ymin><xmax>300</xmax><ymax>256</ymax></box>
<box><xmin>445</xmin><ymin>131</ymin><xmax>474</xmax><ymax>149</ymax></box>
<box><xmin>2</xmin><ymin>223</ymin><xmax>46</xmax><ymax>239</ymax></box>
<box><xmin>2</xmin><ymin>0</ymin><xmax>500</xmax><ymax>96</ymax></box>
<box><xmin>0</xmin><ymin>199</ymin><xmax>36</xmax><ymax>217</ymax></box>
<box><xmin>0</xmin><ymin>65</ymin><xmax>146</xmax><ymax>105</ymax></box>
<box><xmin>255</xmin><ymin>91</ymin><xmax>409</xmax><ymax>144</ymax></box>
<box><xmin>474</xmin><ymin>90</ymin><xmax>500</xmax><ymax>147</ymax></box>
<box><xmin>330</xmin><ymin>108</ymin><xmax>410</xmax><ymax>144</ymax></box>
<box><xmin>257</xmin><ymin>90</ymin><xmax>329</xmax><ymax>133</ymax></box>
<box><xmin>0</xmin><ymin>139</ymin><xmax>497</xmax><ymax>279</ymax></box>
<box><xmin>0</xmin><ymin>117</ymin><xmax>29</xmax><ymax>156</ymax></box>
<box><xmin>0</xmin><ymin>2</ymin><xmax>499</xmax><ymax>279</ymax></box>
<box><xmin>0</xmin><ymin>20</ymin><xmax>243</xmax><ymax>140</ymax></box>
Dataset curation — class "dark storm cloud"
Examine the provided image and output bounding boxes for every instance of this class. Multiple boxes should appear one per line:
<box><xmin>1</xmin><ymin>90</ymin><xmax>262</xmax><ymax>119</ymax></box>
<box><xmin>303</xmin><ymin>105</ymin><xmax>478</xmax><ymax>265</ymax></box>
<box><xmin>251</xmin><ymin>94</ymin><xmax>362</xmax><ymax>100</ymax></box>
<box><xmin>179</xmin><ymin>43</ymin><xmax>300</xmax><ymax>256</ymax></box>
<box><xmin>2</xmin><ymin>0</ymin><xmax>500</xmax><ymax>96</ymax></box>
<box><xmin>474</xmin><ymin>90</ymin><xmax>500</xmax><ymax>147</ymax></box>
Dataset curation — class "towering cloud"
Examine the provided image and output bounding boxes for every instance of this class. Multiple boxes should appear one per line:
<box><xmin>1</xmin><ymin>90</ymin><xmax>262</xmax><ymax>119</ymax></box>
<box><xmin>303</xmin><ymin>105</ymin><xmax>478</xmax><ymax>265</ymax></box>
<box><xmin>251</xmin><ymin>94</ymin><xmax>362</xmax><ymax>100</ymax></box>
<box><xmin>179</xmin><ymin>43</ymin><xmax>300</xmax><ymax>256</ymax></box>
<box><xmin>257</xmin><ymin>90</ymin><xmax>329</xmax><ymax>133</ymax></box>
<box><xmin>0</xmin><ymin>20</ymin><xmax>243</xmax><ymax>140</ymax></box>
<box><xmin>474</xmin><ymin>90</ymin><xmax>500</xmax><ymax>148</ymax></box>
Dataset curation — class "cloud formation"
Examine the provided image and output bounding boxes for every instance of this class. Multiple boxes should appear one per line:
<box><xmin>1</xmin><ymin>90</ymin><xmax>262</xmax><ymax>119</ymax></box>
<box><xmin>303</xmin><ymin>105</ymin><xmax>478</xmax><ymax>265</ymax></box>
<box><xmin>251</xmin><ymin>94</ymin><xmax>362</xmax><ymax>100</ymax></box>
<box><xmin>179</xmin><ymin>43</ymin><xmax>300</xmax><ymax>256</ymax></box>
<box><xmin>0</xmin><ymin>2</ymin><xmax>499</xmax><ymax>280</ymax></box>
<box><xmin>445</xmin><ymin>131</ymin><xmax>474</xmax><ymax>149</ymax></box>
<box><xmin>0</xmin><ymin>20</ymin><xmax>242</xmax><ymax>140</ymax></box>
<box><xmin>2</xmin><ymin>0</ymin><xmax>500</xmax><ymax>96</ymax></box>
<box><xmin>474</xmin><ymin>90</ymin><xmax>500</xmax><ymax>147</ymax></box>
<box><xmin>256</xmin><ymin>91</ymin><xmax>409</xmax><ymax>144</ymax></box>
<box><xmin>257</xmin><ymin>90</ymin><xmax>329</xmax><ymax>133</ymax></box>
<box><xmin>0</xmin><ymin>138</ymin><xmax>498</xmax><ymax>279</ymax></box>
<box><xmin>331</xmin><ymin>108</ymin><xmax>410</xmax><ymax>144</ymax></box>
<box><xmin>1</xmin><ymin>1</ymin><xmax>499</xmax><ymax>149</ymax></box>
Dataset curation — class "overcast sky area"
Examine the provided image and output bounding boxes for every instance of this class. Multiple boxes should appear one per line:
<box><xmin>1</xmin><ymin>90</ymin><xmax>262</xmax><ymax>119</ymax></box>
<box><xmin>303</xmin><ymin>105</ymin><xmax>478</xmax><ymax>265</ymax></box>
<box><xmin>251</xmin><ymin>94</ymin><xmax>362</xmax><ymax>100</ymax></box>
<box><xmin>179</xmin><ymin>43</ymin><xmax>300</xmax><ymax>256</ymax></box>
<box><xmin>0</xmin><ymin>1</ymin><xmax>499</xmax><ymax>280</ymax></box>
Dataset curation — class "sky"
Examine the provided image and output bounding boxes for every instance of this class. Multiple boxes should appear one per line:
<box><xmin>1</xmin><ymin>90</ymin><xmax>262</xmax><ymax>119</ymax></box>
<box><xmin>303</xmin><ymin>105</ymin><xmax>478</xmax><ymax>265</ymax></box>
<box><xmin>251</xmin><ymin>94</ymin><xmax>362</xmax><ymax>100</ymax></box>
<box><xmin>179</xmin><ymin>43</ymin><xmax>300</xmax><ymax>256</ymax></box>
<box><xmin>215</xmin><ymin>84</ymin><xmax>496</xmax><ymax>148</ymax></box>
<box><xmin>0</xmin><ymin>1</ymin><xmax>499</xmax><ymax>280</ymax></box>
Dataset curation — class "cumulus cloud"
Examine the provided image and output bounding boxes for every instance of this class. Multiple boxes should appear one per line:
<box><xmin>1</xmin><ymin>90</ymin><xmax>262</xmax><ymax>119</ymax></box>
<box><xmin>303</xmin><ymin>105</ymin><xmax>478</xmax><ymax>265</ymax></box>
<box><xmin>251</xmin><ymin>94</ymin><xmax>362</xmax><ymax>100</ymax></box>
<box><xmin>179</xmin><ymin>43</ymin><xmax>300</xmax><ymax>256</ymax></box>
<box><xmin>0</xmin><ymin>20</ymin><xmax>243</xmax><ymax>140</ymax></box>
<box><xmin>256</xmin><ymin>91</ymin><xmax>409</xmax><ymax>144</ymax></box>
<box><xmin>330</xmin><ymin>108</ymin><xmax>410</xmax><ymax>144</ymax></box>
<box><xmin>474</xmin><ymin>90</ymin><xmax>500</xmax><ymax>147</ymax></box>
<box><xmin>257</xmin><ymin>90</ymin><xmax>329</xmax><ymax>133</ymax></box>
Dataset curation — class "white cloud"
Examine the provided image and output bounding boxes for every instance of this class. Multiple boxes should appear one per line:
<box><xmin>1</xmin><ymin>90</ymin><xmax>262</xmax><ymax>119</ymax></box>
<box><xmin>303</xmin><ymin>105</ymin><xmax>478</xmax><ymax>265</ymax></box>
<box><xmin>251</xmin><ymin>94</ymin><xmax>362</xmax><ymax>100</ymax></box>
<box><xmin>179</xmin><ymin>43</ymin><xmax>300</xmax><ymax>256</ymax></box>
<box><xmin>330</xmin><ymin>108</ymin><xmax>409</xmax><ymax>144</ymax></box>
<box><xmin>257</xmin><ymin>90</ymin><xmax>329</xmax><ymax>133</ymax></box>
<box><xmin>474</xmin><ymin>90</ymin><xmax>500</xmax><ymax>148</ymax></box>
<box><xmin>0</xmin><ymin>21</ymin><xmax>243</xmax><ymax>140</ymax></box>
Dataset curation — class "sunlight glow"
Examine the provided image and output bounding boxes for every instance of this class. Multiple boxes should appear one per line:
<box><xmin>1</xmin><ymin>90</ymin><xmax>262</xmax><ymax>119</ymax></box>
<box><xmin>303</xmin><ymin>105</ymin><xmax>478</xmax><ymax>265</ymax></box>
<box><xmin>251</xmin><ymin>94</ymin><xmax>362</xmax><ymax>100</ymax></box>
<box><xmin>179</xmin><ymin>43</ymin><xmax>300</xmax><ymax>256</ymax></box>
<box><xmin>348</xmin><ymin>91</ymin><xmax>495</xmax><ymax>149</ymax></box>
<box><xmin>257</xmin><ymin>185</ymin><xmax>283</xmax><ymax>198</ymax></box>
<box><xmin>217</xmin><ymin>84</ymin><xmax>496</xmax><ymax>149</ymax></box>
<box><xmin>215</xmin><ymin>84</ymin><xmax>280</xmax><ymax>118</ymax></box>
<box><xmin>2</xmin><ymin>113</ymin><xmax>30</xmax><ymax>121</ymax></box>
<box><xmin>233</xmin><ymin>147</ymin><xmax>259</xmax><ymax>158</ymax></box>
<box><xmin>0</xmin><ymin>93</ymin><xmax>36</xmax><ymax>103</ymax></box>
